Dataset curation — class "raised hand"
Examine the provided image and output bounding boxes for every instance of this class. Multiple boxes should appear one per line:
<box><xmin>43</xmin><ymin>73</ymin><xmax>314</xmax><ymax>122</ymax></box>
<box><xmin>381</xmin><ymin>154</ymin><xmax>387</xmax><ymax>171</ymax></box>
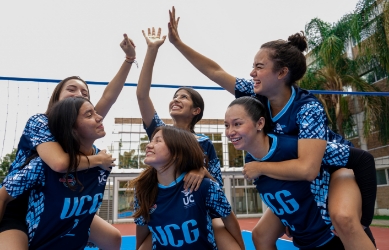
<box><xmin>120</xmin><ymin>33</ymin><xmax>136</xmax><ymax>59</ymax></box>
<box><xmin>142</xmin><ymin>27</ymin><xmax>166</xmax><ymax>48</ymax></box>
<box><xmin>168</xmin><ymin>6</ymin><xmax>181</xmax><ymax>45</ymax></box>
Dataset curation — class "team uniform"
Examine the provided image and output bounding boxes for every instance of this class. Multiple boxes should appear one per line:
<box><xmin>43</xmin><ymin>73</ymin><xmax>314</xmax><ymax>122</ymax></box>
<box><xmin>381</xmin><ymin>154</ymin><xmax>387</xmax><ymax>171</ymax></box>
<box><xmin>236</xmin><ymin>78</ymin><xmax>376</xmax><ymax>239</ymax></box>
<box><xmin>0</xmin><ymin>114</ymin><xmax>55</xmax><ymax>234</ymax></box>
<box><xmin>235</xmin><ymin>78</ymin><xmax>352</xmax><ymax>166</ymax></box>
<box><xmin>247</xmin><ymin>134</ymin><xmax>336</xmax><ymax>249</ymax></box>
<box><xmin>1</xmin><ymin>145</ymin><xmax>109</xmax><ymax>250</ymax></box>
<box><xmin>144</xmin><ymin>112</ymin><xmax>223</xmax><ymax>187</ymax></box>
<box><xmin>134</xmin><ymin>173</ymin><xmax>231</xmax><ymax>250</ymax></box>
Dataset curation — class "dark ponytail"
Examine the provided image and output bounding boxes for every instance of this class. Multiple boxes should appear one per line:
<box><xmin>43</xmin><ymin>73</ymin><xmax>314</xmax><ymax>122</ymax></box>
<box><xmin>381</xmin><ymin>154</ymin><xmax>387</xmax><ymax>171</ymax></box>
<box><xmin>260</xmin><ymin>31</ymin><xmax>308</xmax><ymax>86</ymax></box>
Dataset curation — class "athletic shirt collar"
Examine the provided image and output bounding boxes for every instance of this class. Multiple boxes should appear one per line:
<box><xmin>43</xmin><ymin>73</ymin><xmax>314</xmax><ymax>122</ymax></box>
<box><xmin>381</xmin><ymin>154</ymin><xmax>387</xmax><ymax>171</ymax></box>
<box><xmin>250</xmin><ymin>134</ymin><xmax>277</xmax><ymax>162</ymax></box>
<box><xmin>268</xmin><ymin>86</ymin><xmax>295</xmax><ymax>122</ymax></box>
<box><xmin>158</xmin><ymin>172</ymin><xmax>186</xmax><ymax>189</ymax></box>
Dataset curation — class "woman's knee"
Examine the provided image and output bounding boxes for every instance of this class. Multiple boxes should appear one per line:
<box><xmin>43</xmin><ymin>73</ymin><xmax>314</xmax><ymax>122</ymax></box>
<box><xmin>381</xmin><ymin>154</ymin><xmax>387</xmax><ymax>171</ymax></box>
<box><xmin>212</xmin><ymin>218</ymin><xmax>241</xmax><ymax>250</ymax></box>
<box><xmin>252</xmin><ymin>219</ymin><xmax>280</xmax><ymax>248</ymax></box>
<box><xmin>0</xmin><ymin>229</ymin><xmax>29</xmax><ymax>250</ymax></box>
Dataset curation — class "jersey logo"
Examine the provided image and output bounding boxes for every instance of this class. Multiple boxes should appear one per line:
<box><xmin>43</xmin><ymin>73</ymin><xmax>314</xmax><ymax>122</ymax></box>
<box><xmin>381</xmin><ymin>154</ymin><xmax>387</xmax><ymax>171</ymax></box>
<box><xmin>59</xmin><ymin>174</ymin><xmax>76</xmax><ymax>188</ymax></box>
<box><xmin>97</xmin><ymin>170</ymin><xmax>107</xmax><ymax>186</ymax></box>
<box><xmin>274</xmin><ymin>123</ymin><xmax>286</xmax><ymax>134</ymax></box>
<box><xmin>149</xmin><ymin>204</ymin><xmax>157</xmax><ymax>214</ymax></box>
<box><xmin>181</xmin><ymin>190</ymin><xmax>195</xmax><ymax>208</ymax></box>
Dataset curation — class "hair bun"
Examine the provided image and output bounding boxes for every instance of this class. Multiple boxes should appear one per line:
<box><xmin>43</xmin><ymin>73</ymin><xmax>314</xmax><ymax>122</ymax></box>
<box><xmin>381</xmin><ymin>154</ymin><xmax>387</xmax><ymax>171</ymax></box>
<box><xmin>288</xmin><ymin>31</ymin><xmax>307</xmax><ymax>52</ymax></box>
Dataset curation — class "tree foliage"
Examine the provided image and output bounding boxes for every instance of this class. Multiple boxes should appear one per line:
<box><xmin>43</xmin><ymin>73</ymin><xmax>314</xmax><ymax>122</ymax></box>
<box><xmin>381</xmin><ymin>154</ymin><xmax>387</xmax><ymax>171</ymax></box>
<box><xmin>301</xmin><ymin>0</ymin><xmax>389</xmax><ymax>142</ymax></box>
<box><xmin>0</xmin><ymin>148</ymin><xmax>17</xmax><ymax>181</ymax></box>
<box><xmin>118</xmin><ymin>138</ymin><xmax>147</xmax><ymax>169</ymax></box>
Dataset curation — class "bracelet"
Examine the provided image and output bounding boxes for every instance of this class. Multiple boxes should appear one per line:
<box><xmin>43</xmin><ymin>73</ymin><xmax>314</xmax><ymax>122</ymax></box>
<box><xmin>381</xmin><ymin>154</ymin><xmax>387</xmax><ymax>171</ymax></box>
<box><xmin>125</xmin><ymin>59</ymin><xmax>138</xmax><ymax>68</ymax></box>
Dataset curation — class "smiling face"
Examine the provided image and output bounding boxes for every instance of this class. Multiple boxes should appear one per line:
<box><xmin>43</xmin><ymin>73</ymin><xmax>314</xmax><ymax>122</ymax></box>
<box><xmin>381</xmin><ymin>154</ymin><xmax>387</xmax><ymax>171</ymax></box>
<box><xmin>250</xmin><ymin>48</ymin><xmax>286</xmax><ymax>97</ymax></box>
<box><xmin>144</xmin><ymin>130</ymin><xmax>172</xmax><ymax>170</ymax></box>
<box><xmin>225</xmin><ymin>104</ymin><xmax>263</xmax><ymax>152</ymax></box>
<box><xmin>169</xmin><ymin>89</ymin><xmax>200</xmax><ymax>120</ymax></box>
<box><xmin>74</xmin><ymin>101</ymin><xmax>105</xmax><ymax>144</ymax></box>
<box><xmin>58</xmin><ymin>79</ymin><xmax>90</xmax><ymax>101</ymax></box>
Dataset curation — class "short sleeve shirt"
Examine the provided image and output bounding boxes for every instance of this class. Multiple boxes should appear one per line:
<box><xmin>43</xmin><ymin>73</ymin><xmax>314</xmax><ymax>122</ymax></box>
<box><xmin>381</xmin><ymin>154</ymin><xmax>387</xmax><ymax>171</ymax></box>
<box><xmin>134</xmin><ymin>174</ymin><xmax>230</xmax><ymax>249</ymax></box>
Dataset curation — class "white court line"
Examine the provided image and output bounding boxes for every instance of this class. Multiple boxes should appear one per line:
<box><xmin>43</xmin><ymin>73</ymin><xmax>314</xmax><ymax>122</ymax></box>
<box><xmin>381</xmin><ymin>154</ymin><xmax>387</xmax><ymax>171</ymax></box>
<box><xmin>241</xmin><ymin>230</ymin><xmax>294</xmax><ymax>243</ymax></box>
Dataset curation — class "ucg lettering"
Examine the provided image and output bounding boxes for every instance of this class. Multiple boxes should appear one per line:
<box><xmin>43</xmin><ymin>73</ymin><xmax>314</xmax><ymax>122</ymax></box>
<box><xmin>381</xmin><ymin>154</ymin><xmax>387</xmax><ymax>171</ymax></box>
<box><xmin>259</xmin><ymin>190</ymin><xmax>299</xmax><ymax>215</ymax></box>
<box><xmin>60</xmin><ymin>193</ymin><xmax>103</xmax><ymax>219</ymax></box>
<box><xmin>148</xmin><ymin>219</ymin><xmax>199</xmax><ymax>247</ymax></box>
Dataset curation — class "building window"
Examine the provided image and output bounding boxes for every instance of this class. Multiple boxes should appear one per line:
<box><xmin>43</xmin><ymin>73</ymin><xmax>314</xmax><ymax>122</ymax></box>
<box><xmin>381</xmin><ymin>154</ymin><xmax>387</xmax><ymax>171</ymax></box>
<box><xmin>117</xmin><ymin>181</ymin><xmax>134</xmax><ymax>219</ymax></box>
<box><xmin>360</xmin><ymin>65</ymin><xmax>386</xmax><ymax>85</ymax></box>
<box><xmin>344</xmin><ymin>115</ymin><xmax>358</xmax><ymax>139</ymax></box>
<box><xmin>376</xmin><ymin>169</ymin><xmax>388</xmax><ymax>185</ymax></box>
<box><xmin>230</xmin><ymin>178</ymin><xmax>262</xmax><ymax>215</ymax></box>
<box><xmin>204</xmin><ymin>133</ymin><xmax>223</xmax><ymax>166</ymax></box>
<box><xmin>117</xmin><ymin>133</ymin><xmax>148</xmax><ymax>169</ymax></box>
<box><xmin>228</xmin><ymin>144</ymin><xmax>245</xmax><ymax>167</ymax></box>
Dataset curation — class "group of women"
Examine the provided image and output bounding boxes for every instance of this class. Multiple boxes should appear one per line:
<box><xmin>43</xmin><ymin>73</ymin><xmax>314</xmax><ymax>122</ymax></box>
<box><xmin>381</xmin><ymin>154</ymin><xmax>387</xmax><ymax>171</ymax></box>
<box><xmin>0</xmin><ymin>6</ymin><xmax>377</xmax><ymax>250</ymax></box>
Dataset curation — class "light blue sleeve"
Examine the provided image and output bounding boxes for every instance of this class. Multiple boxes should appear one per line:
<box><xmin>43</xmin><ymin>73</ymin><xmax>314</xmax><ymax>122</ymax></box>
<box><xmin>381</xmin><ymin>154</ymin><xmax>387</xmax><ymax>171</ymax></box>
<box><xmin>3</xmin><ymin>157</ymin><xmax>45</xmax><ymax>198</ymax></box>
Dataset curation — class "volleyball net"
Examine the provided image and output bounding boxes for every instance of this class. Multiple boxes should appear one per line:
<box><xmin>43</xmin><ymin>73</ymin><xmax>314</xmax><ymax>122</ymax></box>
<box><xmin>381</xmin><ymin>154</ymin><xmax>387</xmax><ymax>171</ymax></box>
<box><xmin>0</xmin><ymin>76</ymin><xmax>388</xmax><ymax>219</ymax></box>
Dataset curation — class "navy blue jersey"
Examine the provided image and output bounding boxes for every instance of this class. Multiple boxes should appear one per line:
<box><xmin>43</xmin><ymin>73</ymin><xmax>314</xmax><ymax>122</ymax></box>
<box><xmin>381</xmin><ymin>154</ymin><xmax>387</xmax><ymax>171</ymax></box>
<box><xmin>144</xmin><ymin>112</ymin><xmax>223</xmax><ymax>187</ymax></box>
<box><xmin>235</xmin><ymin>78</ymin><xmax>352</xmax><ymax>167</ymax></box>
<box><xmin>247</xmin><ymin>134</ymin><xmax>334</xmax><ymax>249</ymax></box>
<box><xmin>6</xmin><ymin>114</ymin><xmax>55</xmax><ymax>178</ymax></box>
<box><xmin>2</xmin><ymin>146</ymin><xmax>110</xmax><ymax>250</ymax></box>
<box><xmin>134</xmin><ymin>174</ymin><xmax>231</xmax><ymax>249</ymax></box>
<box><xmin>0</xmin><ymin>114</ymin><xmax>55</xmax><ymax>223</ymax></box>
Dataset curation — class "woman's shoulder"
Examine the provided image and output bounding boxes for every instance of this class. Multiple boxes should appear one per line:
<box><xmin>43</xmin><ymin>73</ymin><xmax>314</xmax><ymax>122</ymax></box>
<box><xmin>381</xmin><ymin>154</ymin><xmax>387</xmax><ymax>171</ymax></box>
<box><xmin>27</xmin><ymin>113</ymin><xmax>48</xmax><ymax>123</ymax></box>
<box><xmin>293</xmin><ymin>86</ymin><xmax>322</xmax><ymax>105</ymax></box>
<box><xmin>198</xmin><ymin>177</ymin><xmax>221</xmax><ymax>192</ymax></box>
<box><xmin>23</xmin><ymin>113</ymin><xmax>49</xmax><ymax>130</ymax></box>
<box><xmin>194</xmin><ymin>133</ymin><xmax>210</xmax><ymax>142</ymax></box>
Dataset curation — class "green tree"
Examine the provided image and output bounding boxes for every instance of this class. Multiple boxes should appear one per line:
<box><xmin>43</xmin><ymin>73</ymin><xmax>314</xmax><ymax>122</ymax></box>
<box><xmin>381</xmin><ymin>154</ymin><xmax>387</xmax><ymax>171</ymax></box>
<box><xmin>118</xmin><ymin>142</ymin><xmax>147</xmax><ymax>169</ymax></box>
<box><xmin>0</xmin><ymin>148</ymin><xmax>17</xmax><ymax>181</ymax></box>
<box><xmin>119</xmin><ymin>150</ymin><xmax>139</xmax><ymax>169</ymax></box>
<box><xmin>301</xmin><ymin>0</ymin><xmax>389</xmax><ymax>142</ymax></box>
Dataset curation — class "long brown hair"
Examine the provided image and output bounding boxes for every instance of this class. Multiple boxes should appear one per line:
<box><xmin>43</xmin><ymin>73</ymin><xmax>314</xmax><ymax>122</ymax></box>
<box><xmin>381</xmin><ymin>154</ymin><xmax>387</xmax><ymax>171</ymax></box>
<box><xmin>129</xmin><ymin>126</ymin><xmax>206</xmax><ymax>222</ymax></box>
<box><xmin>47</xmin><ymin>97</ymin><xmax>92</xmax><ymax>191</ymax></box>
<box><xmin>45</xmin><ymin>76</ymin><xmax>90</xmax><ymax>114</ymax></box>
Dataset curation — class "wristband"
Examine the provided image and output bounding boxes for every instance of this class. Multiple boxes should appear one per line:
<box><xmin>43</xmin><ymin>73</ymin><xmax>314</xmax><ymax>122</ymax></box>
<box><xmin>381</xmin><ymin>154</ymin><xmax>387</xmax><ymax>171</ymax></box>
<box><xmin>125</xmin><ymin>59</ymin><xmax>138</xmax><ymax>68</ymax></box>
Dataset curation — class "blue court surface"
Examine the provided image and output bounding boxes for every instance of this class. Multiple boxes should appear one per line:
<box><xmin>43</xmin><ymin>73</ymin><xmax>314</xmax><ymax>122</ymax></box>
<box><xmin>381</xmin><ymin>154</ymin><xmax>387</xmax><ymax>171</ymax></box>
<box><xmin>85</xmin><ymin>230</ymin><xmax>298</xmax><ymax>250</ymax></box>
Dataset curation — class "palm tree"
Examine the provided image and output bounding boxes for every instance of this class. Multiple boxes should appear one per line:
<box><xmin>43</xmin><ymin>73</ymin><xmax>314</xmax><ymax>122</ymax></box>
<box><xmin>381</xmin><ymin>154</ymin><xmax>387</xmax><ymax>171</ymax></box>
<box><xmin>118</xmin><ymin>138</ymin><xmax>147</xmax><ymax>169</ymax></box>
<box><xmin>300</xmin><ymin>0</ymin><xmax>389</xmax><ymax>143</ymax></box>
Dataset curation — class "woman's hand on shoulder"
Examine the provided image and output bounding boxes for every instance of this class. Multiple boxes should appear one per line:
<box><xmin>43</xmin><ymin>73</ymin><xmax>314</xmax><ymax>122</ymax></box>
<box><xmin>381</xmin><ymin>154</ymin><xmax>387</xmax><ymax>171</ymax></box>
<box><xmin>120</xmin><ymin>33</ymin><xmax>136</xmax><ymax>59</ymax></box>
<box><xmin>97</xmin><ymin>149</ymin><xmax>115</xmax><ymax>171</ymax></box>
<box><xmin>242</xmin><ymin>161</ymin><xmax>262</xmax><ymax>181</ymax></box>
<box><xmin>142</xmin><ymin>27</ymin><xmax>166</xmax><ymax>48</ymax></box>
<box><xmin>184</xmin><ymin>167</ymin><xmax>206</xmax><ymax>192</ymax></box>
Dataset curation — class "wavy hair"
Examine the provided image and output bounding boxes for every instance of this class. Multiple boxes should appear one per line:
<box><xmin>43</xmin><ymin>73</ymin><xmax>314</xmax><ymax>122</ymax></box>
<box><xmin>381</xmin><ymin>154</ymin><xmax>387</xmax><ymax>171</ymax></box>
<box><xmin>129</xmin><ymin>126</ymin><xmax>206</xmax><ymax>222</ymax></box>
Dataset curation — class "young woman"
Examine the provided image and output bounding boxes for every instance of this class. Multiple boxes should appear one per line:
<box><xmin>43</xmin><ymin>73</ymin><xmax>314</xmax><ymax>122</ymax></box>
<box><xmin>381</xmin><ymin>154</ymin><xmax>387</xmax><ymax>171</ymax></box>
<box><xmin>130</xmin><ymin>126</ymin><xmax>245</xmax><ymax>250</ymax></box>
<box><xmin>0</xmin><ymin>34</ymin><xmax>136</xmax><ymax>250</ymax></box>
<box><xmin>0</xmin><ymin>97</ymin><xmax>111</xmax><ymax>249</ymax></box>
<box><xmin>136</xmin><ymin>27</ymin><xmax>243</xmax><ymax>250</ymax></box>
<box><xmin>224</xmin><ymin>96</ymin><xmax>349</xmax><ymax>249</ymax></box>
<box><xmin>167</xmin><ymin>7</ymin><xmax>376</xmax><ymax>250</ymax></box>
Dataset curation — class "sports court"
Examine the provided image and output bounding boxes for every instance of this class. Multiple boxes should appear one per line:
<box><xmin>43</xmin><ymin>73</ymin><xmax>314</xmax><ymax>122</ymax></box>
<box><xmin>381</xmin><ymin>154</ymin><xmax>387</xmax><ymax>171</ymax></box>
<box><xmin>85</xmin><ymin>218</ymin><xmax>389</xmax><ymax>250</ymax></box>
